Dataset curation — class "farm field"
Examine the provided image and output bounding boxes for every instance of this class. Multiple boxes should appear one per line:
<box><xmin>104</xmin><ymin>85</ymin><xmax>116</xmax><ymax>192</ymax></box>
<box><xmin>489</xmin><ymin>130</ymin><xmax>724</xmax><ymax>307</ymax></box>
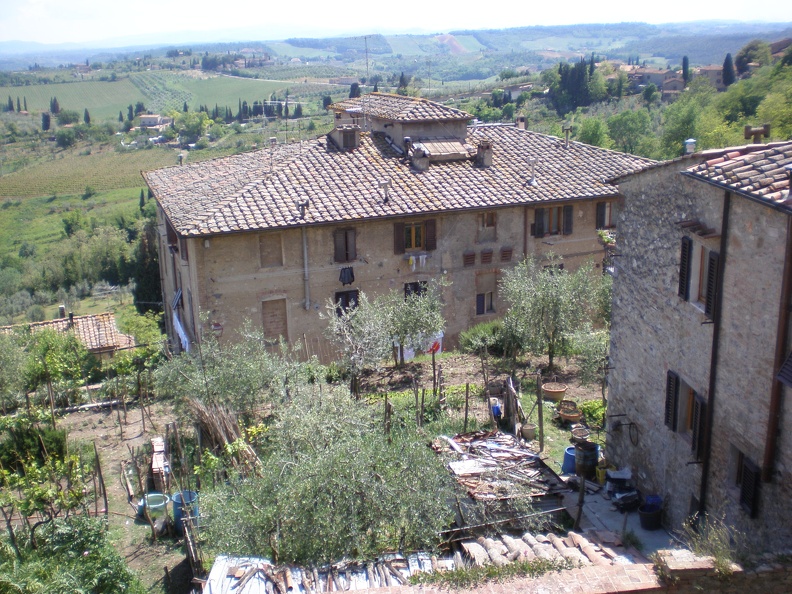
<box><xmin>452</xmin><ymin>35</ymin><xmax>487</xmax><ymax>53</ymax></box>
<box><xmin>0</xmin><ymin>78</ymin><xmax>147</xmax><ymax>121</ymax></box>
<box><xmin>266</xmin><ymin>41</ymin><xmax>337</xmax><ymax>59</ymax></box>
<box><xmin>0</xmin><ymin>144</ymin><xmax>180</xmax><ymax>199</ymax></box>
<box><xmin>385</xmin><ymin>36</ymin><xmax>429</xmax><ymax>56</ymax></box>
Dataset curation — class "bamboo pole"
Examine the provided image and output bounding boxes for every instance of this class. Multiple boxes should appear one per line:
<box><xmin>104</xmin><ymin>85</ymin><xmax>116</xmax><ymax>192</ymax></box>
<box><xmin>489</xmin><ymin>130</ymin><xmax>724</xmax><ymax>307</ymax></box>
<box><xmin>536</xmin><ymin>372</ymin><xmax>544</xmax><ymax>453</ymax></box>
<box><xmin>464</xmin><ymin>383</ymin><xmax>470</xmax><ymax>432</ymax></box>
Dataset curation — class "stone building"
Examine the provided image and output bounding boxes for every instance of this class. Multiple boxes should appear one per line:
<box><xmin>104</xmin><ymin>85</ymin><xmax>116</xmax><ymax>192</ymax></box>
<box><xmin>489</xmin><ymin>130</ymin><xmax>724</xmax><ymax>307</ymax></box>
<box><xmin>143</xmin><ymin>93</ymin><xmax>651</xmax><ymax>359</ymax></box>
<box><xmin>607</xmin><ymin>141</ymin><xmax>792</xmax><ymax>550</ymax></box>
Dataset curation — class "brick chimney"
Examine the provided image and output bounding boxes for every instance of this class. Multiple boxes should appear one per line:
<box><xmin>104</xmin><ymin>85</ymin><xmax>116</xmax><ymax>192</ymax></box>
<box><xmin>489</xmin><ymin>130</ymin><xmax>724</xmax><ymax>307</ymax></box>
<box><xmin>476</xmin><ymin>139</ymin><xmax>493</xmax><ymax>168</ymax></box>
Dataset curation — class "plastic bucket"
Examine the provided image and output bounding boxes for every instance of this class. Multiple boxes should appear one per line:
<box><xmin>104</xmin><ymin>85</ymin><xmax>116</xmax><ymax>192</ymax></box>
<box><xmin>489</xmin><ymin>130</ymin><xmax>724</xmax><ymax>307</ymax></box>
<box><xmin>561</xmin><ymin>446</ymin><xmax>577</xmax><ymax>474</ymax></box>
<box><xmin>172</xmin><ymin>490</ymin><xmax>198</xmax><ymax>535</ymax></box>
<box><xmin>638</xmin><ymin>504</ymin><xmax>662</xmax><ymax>530</ymax></box>
<box><xmin>575</xmin><ymin>442</ymin><xmax>600</xmax><ymax>480</ymax></box>
<box><xmin>138</xmin><ymin>492</ymin><xmax>169</xmax><ymax>519</ymax></box>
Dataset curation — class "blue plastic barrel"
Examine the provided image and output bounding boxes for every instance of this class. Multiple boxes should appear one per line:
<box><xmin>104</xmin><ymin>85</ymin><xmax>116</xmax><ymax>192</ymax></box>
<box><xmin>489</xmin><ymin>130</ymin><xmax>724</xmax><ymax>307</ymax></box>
<box><xmin>172</xmin><ymin>490</ymin><xmax>198</xmax><ymax>535</ymax></box>
<box><xmin>561</xmin><ymin>446</ymin><xmax>576</xmax><ymax>474</ymax></box>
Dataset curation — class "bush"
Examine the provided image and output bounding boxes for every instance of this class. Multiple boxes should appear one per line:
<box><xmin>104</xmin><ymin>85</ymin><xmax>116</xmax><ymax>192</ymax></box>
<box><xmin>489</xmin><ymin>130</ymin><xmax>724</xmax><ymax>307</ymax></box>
<box><xmin>460</xmin><ymin>320</ymin><xmax>515</xmax><ymax>357</ymax></box>
<box><xmin>579</xmin><ymin>399</ymin><xmax>605</xmax><ymax>427</ymax></box>
<box><xmin>26</xmin><ymin>304</ymin><xmax>45</xmax><ymax>321</ymax></box>
<box><xmin>0</xmin><ymin>423</ymin><xmax>67</xmax><ymax>472</ymax></box>
<box><xmin>55</xmin><ymin>128</ymin><xmax>76</xmax><ymax>148</ymax></box>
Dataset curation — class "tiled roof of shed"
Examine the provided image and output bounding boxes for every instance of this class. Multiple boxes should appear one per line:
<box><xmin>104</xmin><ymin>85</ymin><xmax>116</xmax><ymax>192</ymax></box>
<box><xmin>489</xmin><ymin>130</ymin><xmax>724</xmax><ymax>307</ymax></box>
<box><xmin>685</xmin><ymin>141</ymin><xmax>792</xmax><ymax>207</ymax></box>
<box><xmin>0</xmin><ymin>313</ymin><xmax>135</xmax><ymax>353</ymax></box>
<box><xmin>330</xmin><ymin>92</ymin><xmax>474</xmax><ymax>122</ymax></box>
<box><xmin>144</xmin><ymin>125</ymin><xmax>654</xmax><ymax>237</ymax></box>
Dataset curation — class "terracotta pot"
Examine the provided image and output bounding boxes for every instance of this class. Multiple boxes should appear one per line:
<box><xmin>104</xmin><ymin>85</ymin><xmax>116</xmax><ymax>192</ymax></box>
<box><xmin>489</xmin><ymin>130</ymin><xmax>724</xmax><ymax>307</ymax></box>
<box><xmin>520</xmin><ymin>422</ymin><xmax>537</xmax><ymax>441</ymax></box>
<box><xmin>542</xmin><ymin>382</ymin><xmax>567</xmax><ymax>402</ymax></box>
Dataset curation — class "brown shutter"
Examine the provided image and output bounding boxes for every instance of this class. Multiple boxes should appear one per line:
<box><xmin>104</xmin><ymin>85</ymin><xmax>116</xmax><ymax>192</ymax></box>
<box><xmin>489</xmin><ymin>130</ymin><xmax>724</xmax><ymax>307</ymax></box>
<box><xmin>691</xmin><ymin>394</ymin><xmax>707</xmax><ymax>459</ymax></box>
<box><xmin>705</xmin><ymin>250</ymin><xmax>719</xmax><ymax>318</ymax></box>
<box><xmin>481</xmin><ymin>249</ymin><xmax>493</xmax><ymax>264</ymax></box>
<box><xmin>679</xmin><ymin>237</ymin><xmax>692</xmax><ymax>301</ymax></box>
<box><xmin>476</xmin><ymin>293</ymin><xmax>485</xmax><ymax>315</ymax></box>
<box><xmin>665</xmin><ymin>371</ymin><xmax>679</xmax><ymax>431</ymax></box>
<box><xmin>347</xmin><ymin>229</ymin><xmax>357</xmax><ymax>261</ymax></box>
<box><xmin>534</xmin><ymin>208</ymin><xmax>545</xmax><ymax>237</ymax></box>
<box><xmin>740</xmin><ymin>457</ymin><xmax>760</xmax><ymax>518</ymax></box>
<box><xmin>563</xmin><ymin>205</ymin><xmax>573</xmax><ymax>235</ymax></box>
<box><xmin>500</xmin><ymin>247</ymin><xmax>513</xmax><ymax>262</ymax></box>
<box><xmin>596</xmin><ymin>202</ymin><xmax>606</xmax><ymax>229</ymax></box>
<box><xmin>333</xmin><ymin>230</ymin><xmax>346</xmax><ymax>262</ymax></box>
<box><xmin>394</xmin><ymin>222</ymin><xmax>405</xmax><ymax>254</ymax></box>
<box><xmin>463</xmin><ymin>251</ymin><xmax>476</xmax><ymax>267</ymax></box>
<box><xmin>425</xmin><ymin>219</ymin><xmax>437</xmax><ymax>251</ymax></box>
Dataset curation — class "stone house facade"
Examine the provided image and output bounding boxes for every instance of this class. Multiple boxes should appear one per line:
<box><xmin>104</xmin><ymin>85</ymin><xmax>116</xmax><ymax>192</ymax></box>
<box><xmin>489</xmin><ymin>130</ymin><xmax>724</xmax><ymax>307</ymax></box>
<box><xmin>607</xmin><ymin>141</ymin><xmax>792</xmax><ymax>550</ymax></box>
<box><xmin>143</xmin><ymin>93</ymin><xmax>651</xmax><ymax>359</ymax></box>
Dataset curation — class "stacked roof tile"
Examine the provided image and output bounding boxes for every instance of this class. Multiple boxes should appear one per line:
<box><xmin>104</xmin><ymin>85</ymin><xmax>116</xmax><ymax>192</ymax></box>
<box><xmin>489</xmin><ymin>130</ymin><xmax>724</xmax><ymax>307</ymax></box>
<box><xmin>144</xmin><ymin>125</ymin><xmax>654</xmax><ymax>237</ymax></box>
<box><xmin>685</xmin><ymin>141</ymin><xmax>792</xmax><ymax>207</ymax></box>
<box><xmin>330</xmin><ymin>92</ymin><xmax>473</xmax><ymax>122</ymax></box>
<box><xmin>0</xmin><ymin>312</ymin><xmax>135</xmax><ymax>354</ymax></box>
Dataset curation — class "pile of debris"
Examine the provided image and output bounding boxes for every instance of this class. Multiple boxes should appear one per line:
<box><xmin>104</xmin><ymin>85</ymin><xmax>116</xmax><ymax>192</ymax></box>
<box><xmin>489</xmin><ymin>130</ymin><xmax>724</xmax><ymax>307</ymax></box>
<box><xmin>433</xmin><ymin>430</ymin><xmax>569</xmax><ymax>501</ymax></box>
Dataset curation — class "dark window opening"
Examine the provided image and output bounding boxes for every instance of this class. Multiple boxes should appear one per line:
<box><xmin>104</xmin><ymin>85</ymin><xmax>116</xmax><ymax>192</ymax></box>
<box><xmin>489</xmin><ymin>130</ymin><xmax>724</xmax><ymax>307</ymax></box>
<box><xmin>334</xmin><ymin>228</ymin><xmax>357</xmax><ymax>263</ymax></box>
<box><xmin>404</xmin><ymin>281</ymin><xmax>427</xmax><ymax>298</ymax></box>
<box><xmin>476</xmin><ymin>291</ymin><xmax>495</xmax><ymax>315</ymax></box>
<box><xmin>334</xmin><ymin>289</ymin><xmax>359</xmax><ymax>316</ymax></box>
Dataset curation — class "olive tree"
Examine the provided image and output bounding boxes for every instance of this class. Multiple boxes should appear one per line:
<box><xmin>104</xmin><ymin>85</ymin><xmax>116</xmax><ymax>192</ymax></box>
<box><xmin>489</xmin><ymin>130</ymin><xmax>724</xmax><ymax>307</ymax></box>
<box><xmin>501</xmin><ymin>256</ymin><xmax>603</xmax><ymax>370</ymax></box>
<box><xmin>385</xmin><ymin>280</ymin><xmax>446</xmax><ymax>366</ymax></box>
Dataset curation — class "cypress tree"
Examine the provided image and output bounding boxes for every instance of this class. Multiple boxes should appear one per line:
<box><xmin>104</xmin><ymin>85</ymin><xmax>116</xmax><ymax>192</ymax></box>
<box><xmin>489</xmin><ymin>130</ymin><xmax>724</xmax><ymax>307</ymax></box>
<box><xmin>7</xmin><ymin>96</ymin><xmax>14</xmax><ymax>111</ymax></box>
<box><xmin>52</xmin><ymin>97</ymin><xmax>59</xmax><ymax>113</ymax></box>
<box><xmin>723</xmin><ymin>53</ymin><xmax>736</xmax><ymax>87</ymax></box>
<box><xmin>42</xmin><ymin>111</ymin><xmax>51</xmax><ymax>131</ymax></box>
<box><xmin>23</xmin><ymin>97</ymin><xmax>27</xmax><ymax>111</ymax></box>
<box><xmin>16</xmin><ymin>97</ymin><xmax>21</xmax><ymax>112</ymax></box>
<box><xmin>139</xmin><ymin>189</ymin><xmax>145</xmax><ymax>211</ymax></box>
<box><xmin>127</xmin><ymin>104</ymin><xmax>134</xmax><ymax>121</ymax></box>
<box><xmin>119</xmin><ymin>111</ymin><xmax>124</xmax><ymax>123</ymax></box>
<box><xmin>682</xmin><ymin>56</ymin><xmax>690</xmax><ymax>84</ymax></box>
<box><xmin>83</xmin><ymin>108</ymin><xmax>90</xmax><ymax>125</ymax></box>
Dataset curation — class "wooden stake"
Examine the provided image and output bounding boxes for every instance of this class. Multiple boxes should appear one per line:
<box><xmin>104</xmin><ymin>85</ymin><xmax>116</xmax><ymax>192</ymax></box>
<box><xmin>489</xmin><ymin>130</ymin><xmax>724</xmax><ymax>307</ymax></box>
<box><xmin>464</xmin><ymin>383</ymin><xmax>470</xmax><ymax>432</ymax></box>
<box><xmin>413</xmin><ymin>379</ymin><xmax>420</xmax><ymax>427</ymax></box>
<box><xmin>574</xmin><ymin>475</ymin><xmax>585</xmax><ymax>531</ymax></box>
<box><xmin>420</xmin><ymin>388</ymin><xmax>425</xmax><ymax>428</ymax></box>
<box><xmin>536</xmin><ymin>373</ymin><xmax>544</xmax><ymax>453</ymax></box>
<box><xmin>93</xmin><ymin>441</ymin><xmax>108</xmax><ymax>518</ymax></box>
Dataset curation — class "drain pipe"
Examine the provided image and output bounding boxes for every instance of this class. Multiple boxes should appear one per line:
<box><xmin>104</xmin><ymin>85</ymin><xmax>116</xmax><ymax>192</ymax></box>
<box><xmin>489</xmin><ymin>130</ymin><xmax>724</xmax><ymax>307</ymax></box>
<box><xmin>302</xmin><ymin>226</ymin><xmax>310</xmax><ymax>310</ymax></box>
<box><xmin>698</xmin><ymin>191</ymin><xmax>731</xmax><ymax>518</ymax></box>
<box><xmin>763</xmin><ymin>215</ymin><xmax>792</xmax><ymax>481</ymax></box>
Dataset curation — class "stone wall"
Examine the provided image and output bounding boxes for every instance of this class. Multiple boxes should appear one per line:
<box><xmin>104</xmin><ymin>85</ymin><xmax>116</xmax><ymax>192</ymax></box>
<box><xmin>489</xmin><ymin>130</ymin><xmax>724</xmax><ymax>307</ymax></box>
<box><xmin>608</xmin><ymin>161</ymin><xmax>792</xmax><ymax>551</ymax></box>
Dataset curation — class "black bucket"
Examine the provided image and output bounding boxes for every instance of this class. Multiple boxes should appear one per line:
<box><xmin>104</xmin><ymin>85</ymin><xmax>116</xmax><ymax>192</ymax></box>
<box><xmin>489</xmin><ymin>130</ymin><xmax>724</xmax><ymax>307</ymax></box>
<box><xmin>574</xmin><ymin>441</ymin><xmax>599</xmax><ymax>480</ymax></box>
<box><xmin>638</xmin><ymin>504</ymin><xmax>662</xmax><ymax>530</ymax></box>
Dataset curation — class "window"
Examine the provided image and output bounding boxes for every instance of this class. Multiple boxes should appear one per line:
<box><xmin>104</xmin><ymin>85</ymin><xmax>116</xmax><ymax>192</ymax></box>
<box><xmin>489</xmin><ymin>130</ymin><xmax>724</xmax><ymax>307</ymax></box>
<box><xmin>679</xmin><ymin>237</ymin><xmax>719</xmax><ymax>318</ymax></box>
<box><xmin>596</xmin><ymin>202</ymin><xmax>614</xmax><ymax>229</ymax></box>
<box><xmin>463</xmin><ymin>251</ymin><xmax>476</xmax><ymax>267</ymax></box>
<box><xmin>404</xmin><ymin>281</ymin><xmax>427</xmax><ymax>298</ymax></box>
<box><xmin>476</xmin><ymin>291</ymin><xmax>494</xmax><ymax>315</ymax></box>
<box><xmin>533</xmin><ymin>205</ymin><xmax>573</xmax><ymax>237</ymax></box>
<box><xmin>262</xmin><ymin>298</ymin><xmax>288</xmax><ymax>342</ymax></box>
<box><xmin>334</xmin><ymin>289</ymin><xmax>359</xmax><ymax>316</ymax></box>
<box><xmin>478</xmin><ymin>211</ymin><xmax>497</xmax><ymax>243</ymax></box>
<box><xmin>730</xmin><ymin>447</ymin><xmax>760</xmax><ymax>518</ymax></box>
<box><xmin>179</xmin><ymin>237</ymin><xmax>188</xmax><ymax>261</ymax></box>
<box><xmin>476</xmin><ymin>272</ymin><xmax>496</xmax><ymax>315</ymax></box>
<box><xmin>481</xmin><ymin>249</ymin><xmax>493</xmax><ymax>264</ymax></box>
<box><xmin>333</xmin><ymin>228</ymin><xmax>356</xmax><ymax>263</ymax></box>
<box><xmin>259</xmin><ymin>233</ymin><xmax>283</xmax><ymax>267</ymax></box>
<box><xmin>665</xmin><ymin>370</ymin><xmax>707</xmax><ymax>459</ymax></box>
<box><xmin>500</xmin><ymin>247</ymin><xmax>513</xmax><ymax>262</ymax></box>
<box><xmin>394</xmin><ymin>219</ymin><xmax>437</xmax><ymax>254</ymax></box>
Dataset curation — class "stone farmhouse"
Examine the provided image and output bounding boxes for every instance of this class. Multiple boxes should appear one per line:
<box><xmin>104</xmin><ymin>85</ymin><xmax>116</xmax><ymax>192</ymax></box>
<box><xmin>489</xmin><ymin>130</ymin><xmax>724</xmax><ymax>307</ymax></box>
<box><xmin>143</xmin><ymin>93</ymin><xmax>652</xmax><ymax>359</ymax></box>
<box><xmin>608</xmin><ymin>141</ymin><xmax>792</xmax><ymax>550</ymax></box>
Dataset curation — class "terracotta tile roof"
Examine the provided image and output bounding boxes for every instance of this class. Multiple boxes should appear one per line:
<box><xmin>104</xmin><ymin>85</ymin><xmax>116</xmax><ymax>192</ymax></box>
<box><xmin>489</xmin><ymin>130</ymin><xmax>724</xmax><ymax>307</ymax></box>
<box><xmin>685</xmin><ymin>141</ymin><xmax>792</xmax><ymax>207</ymax></box>
<box><xmin>0</xmin><ymin>312</ymin><xmax>135</xmax><ymax>354</ymax></box>
<box><xmin>330</xmin><ymin>92</ymin><xmax>473</xmax><ymax>122</ymax></box>
<box><xmin>144</xmin><ymin>125</ymin><xmax>654</xmax><ymax>237</ymax></box>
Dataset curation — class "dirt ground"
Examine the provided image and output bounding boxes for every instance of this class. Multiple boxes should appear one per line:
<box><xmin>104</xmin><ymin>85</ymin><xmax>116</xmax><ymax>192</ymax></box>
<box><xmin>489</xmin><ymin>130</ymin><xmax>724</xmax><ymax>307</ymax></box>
<box><xmin>56</xmin><ymin>352</ymin><xmax>602</xmax><ymax>593</ymax></box>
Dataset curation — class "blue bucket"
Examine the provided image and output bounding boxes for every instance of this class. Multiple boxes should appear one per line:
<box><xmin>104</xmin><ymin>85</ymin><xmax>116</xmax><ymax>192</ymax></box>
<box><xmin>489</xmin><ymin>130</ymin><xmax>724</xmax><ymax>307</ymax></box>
<box><xmin>561</xmin><ymin>446</ymin><xmax>576</xmax><ymax>474</ymax></box>
<box><xmin>172</xmin><ymin>490</ymin><xmax>198</xmax><ymax>535</ymax></box>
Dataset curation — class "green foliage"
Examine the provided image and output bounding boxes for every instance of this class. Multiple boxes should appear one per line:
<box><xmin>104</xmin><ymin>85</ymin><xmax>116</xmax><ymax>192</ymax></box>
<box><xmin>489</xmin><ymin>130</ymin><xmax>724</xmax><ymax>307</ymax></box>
<box><xmin>0</xmin><ymin>418</ymin><xmax>67</xmax><ymax>473</ymax></box>
<box><xmin>680</xmin><ymin>510</ymin><xmax>746</xmax><ymax>577</ymax></box>
<box><xmin>735</xmin><ymin>40</ymin><xmax>772</xmax><ymax>75</ymax></box>
<box><xmin>200</xmin><ymin>385</ymin><xmax>455</xmax><ymax>564</ymax></box>
<box><xmin>577</xmin><ymin>117</ymin><xmax>612</xmax><ymax>148</ymax></box>
<box><xmin>22</xmin><ymin>328</ymin><xmax>91</xmax><ymax>393</ymax></box>
<box><xmin>607</xmin><ymin>108</ymin><xmax>650</xmax><ymax>154</ymax></box>
<box><xmin>0</xmin><ymin>516</ymin><xmax>145</xmax><ymax>593</ymax></box>
<box><xmin>723</xmin><ymin>53</ymin><xmax>736</xmax><ymax>87</ymax></box>
<box><xmin>459</xmin><ymin>320</ymin><xmax>515</xmax><ymax>358</ymax></box>
<box><xmin>411</xmin><ymin>556</ymin><xmax>571</xmax><ymax>589</ymax></box>
<box><xmin>0</xmin><ymin>334</ymin><xmax>25</xmax><ymax>408</ymax></box>
<box><xmin>54</xmin><ymin>128</ymin><xmax>75</xmax><ymax>148</ymax></box>
<box><xmin>502</xmin><ymin>256</ymin><xmax>605</xmax><ymax>370</ymax></box>
<box><xmin>578</xmin><ymin>398</ymin><xmax>606</xmax><ymax>427</ymax></box>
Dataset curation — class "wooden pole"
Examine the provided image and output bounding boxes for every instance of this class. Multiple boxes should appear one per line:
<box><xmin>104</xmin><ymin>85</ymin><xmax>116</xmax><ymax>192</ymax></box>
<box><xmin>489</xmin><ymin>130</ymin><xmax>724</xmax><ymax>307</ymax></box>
<box><xmin>413</xmin><ymin>379</ymin><xmax>420</xmax><ymax>427</ymax></box>
<box><xmin>420</xmin><ymin>388</ymin><xmax>426</xmax><ymax>428</ymax></box>
<box><xmin>464</xmin><ymin>383</ymin><xmax>470</xmax><ymax>432</ymax></box>
<box><xmin>47</xmin><ymin>379</ymin><xmax>56</xmax><ymax>429</ymax></box>
<box><xmin>536</xmin><ymin>373</ymin><xmax>544</xmax><ymax>453</ymax></box>
<box><xmin>93</xmin><ymin>441</ymin><xmax>108</xmax><ymax>517</ymax></box>
<box><xmin>574</xmin><ymin>474</ymin><xmax>585</xmax><ymax>530</ymax></box>
<box><xmin>431</xmin><ymin>350</ymin><xmax>437</xmax><ymax>398</ymax></box>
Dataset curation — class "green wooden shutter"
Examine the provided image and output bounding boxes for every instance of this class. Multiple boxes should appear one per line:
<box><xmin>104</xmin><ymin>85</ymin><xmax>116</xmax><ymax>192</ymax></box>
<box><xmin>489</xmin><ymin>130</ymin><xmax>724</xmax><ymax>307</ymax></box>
<box><xmin>476</xmin><ymin>294</ymin><xmax>485</xmax><ymax>315</ymax></box>
<box><xmin>665</xmin><ymin>371</ymin><xmax>679</xmax><ymax>431</ymax></box>
<box><xmin>563</xmin><ymin>205</ymin><xmax>573</xmax><ymax>235</ymax></box>
<box><xmin>691</xmin><ymin>394</ymin><xmax>707</xmax><ymax>459</ymax></box>
<box><xmin>534</xmin><ymin>208</ymin><xmax>545</xmax><ymax>237</ymax></box>
<box><xmin>679</xmin><ymin>237</ymin><xmax>692</xmax><ymax>301</ymax></box>
<box><xmin>333</xmin><ymin>230</ymin><xmax>346</xmax><ymax>262</ymax></box>
<box><xmin>705</xmin><ymin>251</ymin><xmax>719</xmax><ymax>318</ymax></box>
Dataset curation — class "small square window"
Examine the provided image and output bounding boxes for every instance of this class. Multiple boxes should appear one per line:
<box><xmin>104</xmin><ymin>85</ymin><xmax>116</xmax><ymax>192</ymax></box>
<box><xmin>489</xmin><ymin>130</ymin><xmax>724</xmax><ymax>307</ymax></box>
<box><xmin>334</xmin><ymin>289</ymin><xmax>359</xmax><ymax>316</ymax></box>
<box><xmin>481</xmin><ymin>249</ymin><xmax>493</xmax><ymax>264</ymax></box>
<box><xmin>463</xmin><ymin>251</ymin><xmax>476</xmax><ymax>267</ymax></box>
<box><xmin>500</xmin><ymin>247</ymin><xmax>513</xmax><ymax>262</ymax></box>
<box><xmin>476</xmin><ymin>291</ymin><xmax>495</xmax><ymax>315</ymax></box>
<box><xmin>404</xmin><ymin>281</ymin><xmax>427</xmax><ymax>298</ymax></box>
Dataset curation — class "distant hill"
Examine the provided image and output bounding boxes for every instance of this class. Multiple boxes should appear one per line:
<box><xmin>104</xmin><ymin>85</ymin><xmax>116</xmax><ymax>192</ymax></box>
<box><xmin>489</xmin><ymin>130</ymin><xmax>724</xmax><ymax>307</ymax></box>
<box><xmin>1</xmin><ymin>21</ymin><xmax>791</xmax><ymax>72</ymax></box>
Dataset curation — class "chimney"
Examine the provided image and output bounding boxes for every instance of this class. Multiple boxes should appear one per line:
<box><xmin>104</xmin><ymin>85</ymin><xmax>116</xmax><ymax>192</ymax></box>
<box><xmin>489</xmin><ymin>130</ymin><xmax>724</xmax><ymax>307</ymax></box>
<box><xmin>516</xmin><ymin>116</ymin><xmax>526</xmax><ymax>130</ymax></box>
<box><xmin>411</xmin><ymin>145</ymin><xmax>430</xmax><ymax>171</ymax></box>
<box><xmin>378</xmin><ymin>179</ymin><xmax>391</xmax><ymax>203</ymax></box>
<box><xmin>527</xmin><ymin>157</ymin><xmax>537</xmax><ymax>185</ymax></box>
<box><xmin>563</xmin><ymin>124</ymin><xmax>572</xmax><ymax>148</ymax></box>
<box><xmin>476</xmin><ymin>139</ymin><xmax>493</xmax><ymax>168</ymax></box>
<box><xmin>329</xmin><ymin>124</ymin><xmax>360</xmax><ymax>150</ymax></box>
<box><xmin>295</xmin><ymin>199</ymin><xmax>309</xmax><ymax>219</ymax></box>
<box><xmin>58</xmin><ymin>304</ymin><xmax>66</xmax><ymax>318</ymax></box>
<box><xmin>744</xmin><ymin>124</ymin><xmax>771</xmax><ymax>144</ymax></box>
<box><xmin>68</xmin><ymin>312</ymin><xmax>74</xmax><ymax>329</ymax></box>
<box><xmin>684</xmin><ymin>138</ymin><xmax>696</xmax><ymax>154</ymax></box>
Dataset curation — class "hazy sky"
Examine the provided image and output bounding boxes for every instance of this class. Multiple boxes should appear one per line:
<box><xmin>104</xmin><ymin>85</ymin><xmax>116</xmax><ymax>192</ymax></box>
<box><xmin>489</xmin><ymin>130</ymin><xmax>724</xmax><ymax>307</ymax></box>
<box><xmin>2</xmin><ymin>0</ymin><xmax>792</xmax><ymax>45</ymax></box>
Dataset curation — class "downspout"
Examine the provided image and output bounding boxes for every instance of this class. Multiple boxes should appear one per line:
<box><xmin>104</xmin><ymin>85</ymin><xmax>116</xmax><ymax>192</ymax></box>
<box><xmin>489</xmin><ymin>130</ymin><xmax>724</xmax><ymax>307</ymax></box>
<box><xmin>523</xmin><ymin>206</ymin><xmax>529</xmax><ymax>258</ymax></box>
<box><xmin>698</xmin><ymin>191</ymin><xmax>731</xmax><ymax>517</ymax></box>
<box><xmin>762</xmin><ymin>215</ymin><xmax>792</xmax><ymax>482</ymax></box>
<box><xmin>302</xmin><ymin>226</ymin><xmax>310</xmax><ymax>310</ymax></box>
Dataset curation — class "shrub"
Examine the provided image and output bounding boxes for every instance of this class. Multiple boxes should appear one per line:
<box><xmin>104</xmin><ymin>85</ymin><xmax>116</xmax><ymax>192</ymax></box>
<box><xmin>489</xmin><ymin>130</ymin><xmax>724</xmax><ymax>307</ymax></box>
<box><xmin>55</xmin><ymin>128</ymin><xmax>75</xmax><ymax>148</ymax></box>
<box><xmin>459</xmin><ymin>320</ymin><xmax>515</xmax><ymax>357</ymax></box>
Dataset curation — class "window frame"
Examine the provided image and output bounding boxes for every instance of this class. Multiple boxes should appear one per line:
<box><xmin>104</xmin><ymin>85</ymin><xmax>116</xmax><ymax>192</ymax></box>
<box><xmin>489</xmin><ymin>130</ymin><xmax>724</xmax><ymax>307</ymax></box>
<box><xmin>404</xmin><ymin>222</ymin><xmax>424</xmax><ymax>251</ymax></box>
<box><xmin>476</xmin><ymin>291</ymin><xmax>495</xmax><ymax>315</ymax></box>
<box><xmin>334</xmin><ymin>289</ymin><xmax>359</xmax><ymax>316</ymax></box>
<box><xmin>259</xmin><ymin>232</ymin><xmax>284</xmax><ymax>268</ymax></box>
<box><xmin>404</xmin><ymin>281</ymin><xmax>427</xmax><ymax>299</ymax></box>
<box><xmin>596</xmin><ymin>202</ymin><xmax>614</xmax><ymax>230</ymax></box>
